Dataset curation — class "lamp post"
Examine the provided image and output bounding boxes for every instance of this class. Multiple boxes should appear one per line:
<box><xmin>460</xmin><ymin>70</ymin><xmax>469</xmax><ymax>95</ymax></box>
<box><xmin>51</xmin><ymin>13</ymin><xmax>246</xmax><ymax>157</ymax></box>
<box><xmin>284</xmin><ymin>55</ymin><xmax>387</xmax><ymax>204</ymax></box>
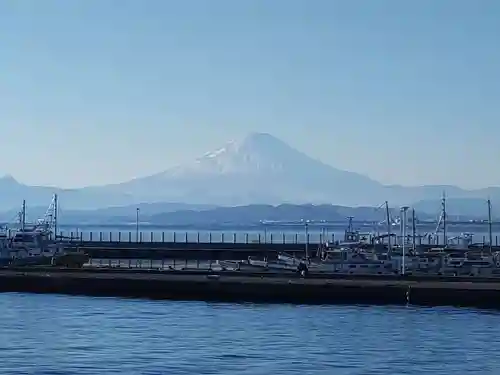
<box><xmin>136</xmin><ymin>207</ymin><xmax>140</xmax><ymax>242</ymax></box>
<box><xmin>304</xmin><ymin>220</ymin><xmax>309</xmax><ymax>261</ymax></box>
<box><xmin>488</xmin><ymin>199</ymin><xmax>493</xmax><ymax>254</ymax></box>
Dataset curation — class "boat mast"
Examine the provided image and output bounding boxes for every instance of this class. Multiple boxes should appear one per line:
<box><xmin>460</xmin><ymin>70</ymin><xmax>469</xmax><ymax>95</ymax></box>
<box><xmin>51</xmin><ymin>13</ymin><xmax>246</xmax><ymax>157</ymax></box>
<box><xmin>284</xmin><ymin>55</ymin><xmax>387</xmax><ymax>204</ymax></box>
<box><xmin>21</xmin><ymin>200</ymin><xmax>26</xmax><ymax>231</ymax></box>
<box><xmin>488</xmin><ymin>198</ymin><xmax>492</xmax><ymax>253</ymax></box>
<box><xmin>347</xmin><ymin>216</ymin><xmax>353</xmax><ymax>232</ymax></box>
<box><xmin>53</xmin><ymin>194</ymin><xmax>58</xmax><ymax>239</ymax></box>
<box><xmin>385</xmin><ymin>201</ymin><xmax>391</xmax><ymax>254</ymax></box>
<box><xmin>401</xmin><ymin>206</ymin><xmax>409</xmax><ymax>275</ymax></box>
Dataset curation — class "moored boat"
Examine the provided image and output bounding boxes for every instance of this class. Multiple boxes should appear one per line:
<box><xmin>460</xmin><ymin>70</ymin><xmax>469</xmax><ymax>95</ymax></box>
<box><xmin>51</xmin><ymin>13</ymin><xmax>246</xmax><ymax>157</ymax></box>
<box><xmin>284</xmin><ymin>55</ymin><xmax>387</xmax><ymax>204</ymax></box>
<box><xmin>0</xmin><ymin>196</ymin><xmax>89</xmax><ymax>268</ymax></box>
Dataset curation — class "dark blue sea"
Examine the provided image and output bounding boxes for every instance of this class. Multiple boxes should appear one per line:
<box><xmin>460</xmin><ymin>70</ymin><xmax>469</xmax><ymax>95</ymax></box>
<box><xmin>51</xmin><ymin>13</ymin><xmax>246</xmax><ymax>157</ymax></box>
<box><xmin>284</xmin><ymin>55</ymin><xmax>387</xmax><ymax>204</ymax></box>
<box><xmin>1</xmin><ymin>293</ymin><xmax>499</xmax><ymax>374</ymax></box>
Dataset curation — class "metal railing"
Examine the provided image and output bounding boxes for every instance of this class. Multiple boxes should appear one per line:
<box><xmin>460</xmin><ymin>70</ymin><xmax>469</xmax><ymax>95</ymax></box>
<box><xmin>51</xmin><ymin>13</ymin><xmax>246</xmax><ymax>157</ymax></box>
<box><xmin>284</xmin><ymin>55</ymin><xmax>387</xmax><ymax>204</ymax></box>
<box><xmin>54</xmin><ymin>230</ymin><xmax>500</xmax><ymax>246</ymax></box>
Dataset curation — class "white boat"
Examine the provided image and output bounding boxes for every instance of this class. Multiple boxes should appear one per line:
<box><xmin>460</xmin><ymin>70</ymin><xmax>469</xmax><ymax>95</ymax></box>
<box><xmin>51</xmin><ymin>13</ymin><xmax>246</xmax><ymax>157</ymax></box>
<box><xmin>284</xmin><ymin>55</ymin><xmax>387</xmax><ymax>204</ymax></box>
<box><xmin>244</xmin><ymin>256</ymin><xmax>298</xmax><ymax>271</ymax></box>
<box><xmin>0</xmin><ymin>196</ymin><xmax>88</xmax><ymax>267</ymax></box>
<box><xmin>278</xmin><ymin>249</ymin><xmax>400</xmax><ymax>274</ymax></box>
<box><xmin>277</xmin><ymin>253</ymin><xmax>303</xmax><ymax>266</ymax></box>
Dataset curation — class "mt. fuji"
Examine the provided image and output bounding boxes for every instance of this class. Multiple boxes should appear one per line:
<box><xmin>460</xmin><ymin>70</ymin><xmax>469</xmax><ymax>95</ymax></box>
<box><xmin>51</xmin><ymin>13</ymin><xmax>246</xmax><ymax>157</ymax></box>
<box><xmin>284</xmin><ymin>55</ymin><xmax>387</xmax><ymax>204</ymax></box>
<box><xmin>0</xmin><ymin>132</ymin><xmax>497</xmax><ymax>213</ymax></box>
<box><xmin>104</xmin><ymin>132</ymin><xmax>386</xmax><ymax>206</ymax></box>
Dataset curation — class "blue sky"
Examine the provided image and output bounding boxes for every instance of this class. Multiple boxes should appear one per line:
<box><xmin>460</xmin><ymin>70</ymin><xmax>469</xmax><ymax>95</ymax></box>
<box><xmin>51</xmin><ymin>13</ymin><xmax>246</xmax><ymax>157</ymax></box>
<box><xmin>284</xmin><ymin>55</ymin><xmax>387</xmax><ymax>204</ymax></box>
<box><xmin>0</xmin><ymin>0</ymin><xmax>499</xmax><ymax>188</ymax></box>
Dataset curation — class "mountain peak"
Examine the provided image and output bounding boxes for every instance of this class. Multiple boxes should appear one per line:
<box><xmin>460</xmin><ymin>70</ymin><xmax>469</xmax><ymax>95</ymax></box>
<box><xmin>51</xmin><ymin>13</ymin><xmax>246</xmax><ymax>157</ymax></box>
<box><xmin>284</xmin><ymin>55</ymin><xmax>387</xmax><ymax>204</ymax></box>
<box><xmin>234</xmin><ymin>132</ymin><xmax>291</xmax><ymax>154</ymax></box>
<box><xmin>124</xmin><ymin>131</ymin><xmax>384</xmax><ymax>206</ymax></box>
<box><xmin>241</xmin><ymin>132</ymin><xmax>282</xmax><ymax>144</ymax></box>
<box><xmin>192</xmin><ymin>132</ymin><xmax>308</xmax><ymax>175</ymax></box>
<box><xmin>0</xmin><ymin>174</ymin><xmax>18</xmax><ymax>184</ymax></box>
<box><xmin>199</xmin><ymin>132</ymin><xmax>291</xmax><ymax>160</ymax></box>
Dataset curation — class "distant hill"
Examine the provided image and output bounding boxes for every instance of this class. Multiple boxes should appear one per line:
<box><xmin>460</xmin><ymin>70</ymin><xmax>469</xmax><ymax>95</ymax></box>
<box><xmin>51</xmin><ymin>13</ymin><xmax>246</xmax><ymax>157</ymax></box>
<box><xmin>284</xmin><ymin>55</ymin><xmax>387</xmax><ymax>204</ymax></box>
<box><xmin>146</xmin><ymin>204</ymin><xmax>406</xmax><ymax>226</ymax></box>
<box><xmin>3</xmin><ymin>200</ymin><xmax>497</xmax><ymax>227</ymax></box>
<box><xmin>413</xmin><ymin>198</ymin><xmax>497</xmax><ymax>219</ymax></box>
<box><xmin>0</xmin><ymin>202</ymin><xmax>216</xmax><ymax>224</ymax></box>
<box><xmin>0</xmin><ymin>202</ymin><xmax>438</xmax><ymax>226</ymax></box>
<box><xmin>0</xmin><ymin>133</ymin><xmax>499</xmax><ymax>212</ymax></box>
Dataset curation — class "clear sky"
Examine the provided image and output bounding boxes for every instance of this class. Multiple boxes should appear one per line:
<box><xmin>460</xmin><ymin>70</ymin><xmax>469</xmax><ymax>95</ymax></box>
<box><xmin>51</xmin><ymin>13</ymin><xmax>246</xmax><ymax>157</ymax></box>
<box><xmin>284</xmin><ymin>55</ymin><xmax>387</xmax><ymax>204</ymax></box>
<box><xmin>1</xmin><ymin>0</ymin><xmax>499</xmax><ymax>189</ymax></box>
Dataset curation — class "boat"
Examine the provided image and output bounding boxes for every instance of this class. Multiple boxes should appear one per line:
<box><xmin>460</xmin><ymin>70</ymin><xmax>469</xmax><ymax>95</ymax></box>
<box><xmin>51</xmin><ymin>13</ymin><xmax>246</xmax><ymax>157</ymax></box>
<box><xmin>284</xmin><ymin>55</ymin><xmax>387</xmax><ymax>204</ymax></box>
<box><xmin>0</xmin><ymin>196</ymin><xmax>89</xmax><ymax>268</ymax></box>
<box><xmin>246</xmin><ymin>256</ymin><xmax>298</xmax><ymax>271</ymax></box>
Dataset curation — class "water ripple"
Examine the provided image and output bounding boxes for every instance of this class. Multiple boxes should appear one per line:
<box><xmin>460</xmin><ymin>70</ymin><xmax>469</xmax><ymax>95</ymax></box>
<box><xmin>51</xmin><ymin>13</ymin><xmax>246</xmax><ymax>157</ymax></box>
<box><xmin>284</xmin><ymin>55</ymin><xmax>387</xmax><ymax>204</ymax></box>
<box><xmin>0</xmin><ymin>293</ymin><xmax>499</xmax><ymax>374</ymax></box>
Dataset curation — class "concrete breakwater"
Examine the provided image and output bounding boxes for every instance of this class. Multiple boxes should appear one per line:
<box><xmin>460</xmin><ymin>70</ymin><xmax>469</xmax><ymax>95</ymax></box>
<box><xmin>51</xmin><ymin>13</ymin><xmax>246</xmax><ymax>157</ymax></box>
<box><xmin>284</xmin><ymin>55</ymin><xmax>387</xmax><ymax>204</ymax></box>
<box><xmin>1</xmin><ymin>269</ymin><xmax>500</xmax><ymax>309</ymax></box>
<box><xmin>73</xmin><ymin>241</ymin><xmax>500</xmax><ymax>261</ymax></box>
<box><xmin>72</xmin><ymin>241</ymin><xmax>314</xmax><ymax>260</ymax></box>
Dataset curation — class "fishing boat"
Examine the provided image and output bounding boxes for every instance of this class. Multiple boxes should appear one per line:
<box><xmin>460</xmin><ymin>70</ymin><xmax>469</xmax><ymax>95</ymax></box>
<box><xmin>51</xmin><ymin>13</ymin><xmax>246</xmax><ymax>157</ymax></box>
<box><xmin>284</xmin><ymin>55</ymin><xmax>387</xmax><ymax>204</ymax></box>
<box><xmin>0</xmin><ymin>195</ymin><xmax>89</xmax><ymax>268</ymax></box>
<box><xmin>246</xmin><ymin>256</ymin><xmax>298</xmax><ymax>271</ymax></box>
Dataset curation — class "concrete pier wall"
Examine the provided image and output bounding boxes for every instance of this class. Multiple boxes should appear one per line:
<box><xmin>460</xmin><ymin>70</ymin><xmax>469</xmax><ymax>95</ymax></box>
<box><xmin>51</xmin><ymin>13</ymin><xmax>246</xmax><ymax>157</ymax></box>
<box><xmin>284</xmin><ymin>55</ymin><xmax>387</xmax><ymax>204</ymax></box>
<box><xmin>73</xmin><ymin>242</ymin><xmax>315</xmax><ymax>260</ymax></box>
<box><xmin>2</xmin><ymin>270</ymin><xmax>500</xmax><ymax>309</ymax></box>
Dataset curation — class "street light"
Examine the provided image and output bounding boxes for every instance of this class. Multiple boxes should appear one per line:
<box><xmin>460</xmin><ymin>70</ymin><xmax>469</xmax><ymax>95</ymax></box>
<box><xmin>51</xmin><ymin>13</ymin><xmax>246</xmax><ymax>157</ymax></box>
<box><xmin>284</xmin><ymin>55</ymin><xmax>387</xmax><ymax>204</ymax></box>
<box><xmin>488</xmin><ymin>199</ymin><xmax>493</xmax><ymax>254</ymax></box>
<box><xmin>304</xmin><ymin>220</ymin><xmax>309</xmax><ymax>261</ymax></box>
<box><xmin>136</xmin><ymin>207</ymin><xmax>140</xmax><ymax>242</ymax></box>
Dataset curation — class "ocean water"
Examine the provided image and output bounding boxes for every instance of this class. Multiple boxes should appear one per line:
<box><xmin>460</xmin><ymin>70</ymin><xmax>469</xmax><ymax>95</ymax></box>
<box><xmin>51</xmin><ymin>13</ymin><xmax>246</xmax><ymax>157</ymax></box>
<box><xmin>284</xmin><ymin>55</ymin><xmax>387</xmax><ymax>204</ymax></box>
<box><xmin>58</xmin><ymin>226</ymin><xmax>500</xmax><ymax>245</ymax></box>
<box><xmin>1</xmin><ymin>293</ymin><xmax>499</xmax><ymax>374</ymax></box>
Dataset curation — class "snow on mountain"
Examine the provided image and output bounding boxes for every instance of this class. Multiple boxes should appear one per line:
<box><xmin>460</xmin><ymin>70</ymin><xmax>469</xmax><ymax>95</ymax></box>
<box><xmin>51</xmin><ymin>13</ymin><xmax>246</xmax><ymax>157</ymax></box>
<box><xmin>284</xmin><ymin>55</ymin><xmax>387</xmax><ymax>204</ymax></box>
<box><xmin>107</xmin><ymin>132</ymin><xmax>386</xmax><ymax>205</ymax></box>
<box><xmin>165</xmin><ymin>132</ymin><xmax>317</xmax><ymax>176</ymax></box>
<box><xmin>152</xmin><ymin>132</ymin><xmax>374</xmax><ymax>180</ymax></box>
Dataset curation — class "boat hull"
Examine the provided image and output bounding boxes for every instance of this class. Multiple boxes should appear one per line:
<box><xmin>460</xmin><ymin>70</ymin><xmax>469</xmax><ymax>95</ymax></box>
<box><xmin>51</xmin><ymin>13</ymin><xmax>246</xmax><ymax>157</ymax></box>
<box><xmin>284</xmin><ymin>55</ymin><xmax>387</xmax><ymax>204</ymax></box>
<box><xmin>8</xmin><ymin>252</ymin><xmax>89</xmax><ymax>268</ymax></box>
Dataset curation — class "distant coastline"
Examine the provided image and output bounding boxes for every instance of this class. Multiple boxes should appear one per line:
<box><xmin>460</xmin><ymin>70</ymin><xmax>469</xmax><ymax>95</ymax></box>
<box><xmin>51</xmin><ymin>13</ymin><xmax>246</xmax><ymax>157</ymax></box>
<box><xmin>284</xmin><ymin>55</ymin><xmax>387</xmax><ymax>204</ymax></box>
<box><xmin>52</xmin><ymin>221</ymin><xmax>500</xmax><ymax>233</ymax></box>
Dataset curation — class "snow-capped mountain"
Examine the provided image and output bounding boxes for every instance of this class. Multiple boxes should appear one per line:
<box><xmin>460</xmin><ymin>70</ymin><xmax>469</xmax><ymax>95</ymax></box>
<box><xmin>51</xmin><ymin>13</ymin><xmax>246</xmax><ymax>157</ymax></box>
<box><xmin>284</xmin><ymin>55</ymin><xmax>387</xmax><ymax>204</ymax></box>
<box><xmin>168</xmin><ymin>132</ymin><xmax>302</xmax><ymax>176</ymax></box>
<box><xmin>163</xmin><ymin>132</ymin><xmax>368</xmax><ymax>177</ymax></box>
<box><xmin>0</xmin><ymin>132</ymin><xmax>498</xmax><ymax>212</ymax></box>
<box><xmin>105</xmin><ymin>132</ymin><xmax>386</xmax><ymax>206</ymax></box>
